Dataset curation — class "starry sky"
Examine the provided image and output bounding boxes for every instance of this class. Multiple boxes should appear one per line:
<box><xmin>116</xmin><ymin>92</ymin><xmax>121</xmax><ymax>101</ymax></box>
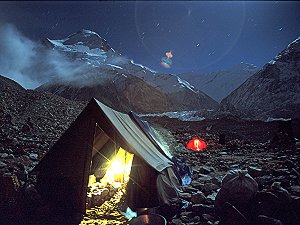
<box><xmin>0</xmin><ymin>1</ymin><xmax>300</xmax><ymax>74</ymax></box>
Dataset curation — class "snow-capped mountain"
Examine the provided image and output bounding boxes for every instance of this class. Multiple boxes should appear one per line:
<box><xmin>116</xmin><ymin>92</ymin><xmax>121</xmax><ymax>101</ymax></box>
<box><xmin>220</xmin><ymin>36</ymin><xmax>300</xmax><ymax>120</ymax></box>
<box><xmin>179</xmin><ymin>63</ymin><xmax>259</xmax><ymax>102</ymax></box>
<box><xmin>38</xmin><ymin>29</ymin><xmax>218</xmax><ymax>113</ymax></box>
<box><xmin>43</xmin><ymin>29</ymin><xmax>118</xmax><ymax>67</ymax></box>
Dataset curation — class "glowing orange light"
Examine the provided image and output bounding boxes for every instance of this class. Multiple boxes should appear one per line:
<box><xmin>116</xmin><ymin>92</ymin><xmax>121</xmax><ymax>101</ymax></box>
<box><xmin>186</xmin><ymin>138</ymin><xmax>207</xmax><ymax>151</ymax></box>
<box><xmin>166</xmin><ymin>51</ymin><xmax>173</xmax><ymax>58</ymax></box>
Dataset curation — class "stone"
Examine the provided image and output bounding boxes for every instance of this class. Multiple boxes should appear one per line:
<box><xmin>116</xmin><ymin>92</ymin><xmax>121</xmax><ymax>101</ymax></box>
<box><xmin>290</xmin><ymin>185</ymin><xmax>300</xmax><ymax>194</ymax></box>
<box><xmin>206</xmin><ymin>192</ymin><xmax>218</xmax><ymax>201</ymax></box>
<box><xmin>180</xmin><ymin>211</ymin><xmax>193</xmax><ymax>217</ymax></box>
<box><xmin>198</xmin><ymin>166</ymin><xmax>215</xmax><ymax>175</ymax></box>
<box><xmin>0</xmin><ymin>161</ymin><xmax>7</xmax><ymax>168</ymax></box>
<box><xmin>248</xmin><ymin>166</ymin><xmax>264</xmax><ymax>177</ymax></box>
<box><xmin>255</xmin><ymin>175</ymin><xmax>273</xmax><ymax>189</ymax></box>
<box><xmin>219</xmin><ymin>152</ymin><xmax>228</xmax><ymax>155</ymax></box>
<box><xmin>202</xmin><ymin>213</ymin><xmax>216</xmax><ymax>222</ymax></box>
<box><xmin>7</xmin><ymin>154</ymin><xmax>15</xmax><ymax>159</ymax></box>
<box><xmin>191</xmin><ymin>180</ymin><xmax>204</xmax><ymax>190</ymax></box>
<box><xmin>211</xmin><ymin>176</ymin><xmax>222</xmax><ymax>186</ymax></box>
<box><xmin>193</xmin><ymin>216</ymin><xmax>201</xmax><ymax>222</ymax></box>
<box><xmin>202</xmin><ymin>183</ymin><xmax>219</xmax><ymax>193</ymax></box>
<box><xmin>197</xmin><ymin>174</ymin><xmax>213</xmax><ymax>183</ymax></box>
<box><xmin>180</xmin><ymin>192</ymin><xmax>192</xmax><ymax>201</ymax></box>
<box><xmin>191</xmin><ymin>191</ymin><xmax>207</xmax><ymax>204</ymax></box>
<box><xmin>29</xmin><ymin>153</ymin><xmax>39</xmax><ymax>160</ymax></box>
<box><xmin>91</xmin><ymin>192</ymin><xmax>104</xmax><ymax>206</ymax></box>
<box><xmin>192</xmin><ymin>204</ymin><xmax>214</xmax><ymax>214</ymax></box>
<box><xmin>171</xmin><ymin>218</ymin><xmax>183</xmax><ymax>225</ymax></box>
<box><xmin>183</xmin><ymin>186</ymin><xmax>198</xmax><ymax>193</ymax></box>
<box><xmin>0</xmin><ymin>153</ymin><xmax>9</xmax><ymax>158</ymax></box>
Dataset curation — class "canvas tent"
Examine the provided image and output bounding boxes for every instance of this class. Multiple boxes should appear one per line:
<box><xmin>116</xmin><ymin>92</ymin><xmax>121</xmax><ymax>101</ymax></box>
<box><xmin>33</xmin><ymin>98</ymin><xmax>181</xmax><ymax>214</ymax></box>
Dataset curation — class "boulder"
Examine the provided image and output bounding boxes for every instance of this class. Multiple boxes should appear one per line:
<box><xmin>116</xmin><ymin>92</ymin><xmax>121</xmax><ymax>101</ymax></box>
<box><xmin>191</xmin><ymin>191</ymin><xmax>207</xmax><ymax>204</ymax></box>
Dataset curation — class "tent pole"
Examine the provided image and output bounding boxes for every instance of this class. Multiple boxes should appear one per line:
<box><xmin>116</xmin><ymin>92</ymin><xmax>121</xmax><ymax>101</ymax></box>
<box><xmin>124</xmin><ymin>150</ymin><xmax>127</xmax><ymax>183</ymax></box>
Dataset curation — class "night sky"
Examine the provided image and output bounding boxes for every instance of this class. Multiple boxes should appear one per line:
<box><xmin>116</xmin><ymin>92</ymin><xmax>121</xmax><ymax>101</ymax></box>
<box><xmin>0</xmin><ymin>1</ymin><xmax>300</xmax><ymax>74</ymax></box>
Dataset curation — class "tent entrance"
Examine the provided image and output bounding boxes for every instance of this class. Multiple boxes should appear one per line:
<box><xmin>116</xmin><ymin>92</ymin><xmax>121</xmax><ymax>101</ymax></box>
<box><xmin>84</xmin><ymin>142</ymin><xmax>135</xmax><ymax>224</ymax></box>
<box><xmin>98</xmin><ymin>147</ymin><xmax>134</xmax><ymax>188</ymax></box>
<box><xmin>88</xmin><ymin>147</ymin><xmax>134</xmax><ymax>190</ymax></box>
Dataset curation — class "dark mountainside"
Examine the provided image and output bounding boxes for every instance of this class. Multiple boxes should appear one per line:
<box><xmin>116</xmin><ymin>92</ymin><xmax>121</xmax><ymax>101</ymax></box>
<box><xmin>0</xmin><ymin>75</ymin><xmax>86</xmax><ymax>175</ymax></box>
<box><xmin>220</xmin><ymin>37</ymin><xmax>300</xmax><ymax>120</ymax></box>
<box><xmin>38</xmin><ymin>29</ymin><xmax>218</xmax><ymax>113</ymax></box>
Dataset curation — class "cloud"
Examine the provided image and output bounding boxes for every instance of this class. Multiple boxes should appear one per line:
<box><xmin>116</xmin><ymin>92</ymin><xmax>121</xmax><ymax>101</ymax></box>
<box><xmin>0</xmin><ymin>24</ymin><xmax>87</xmax><ymax>89</ymax></box>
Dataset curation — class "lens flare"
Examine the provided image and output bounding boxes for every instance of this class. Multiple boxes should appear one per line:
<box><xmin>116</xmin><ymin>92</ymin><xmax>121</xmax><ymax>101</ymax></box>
<box><xmin>161</xmin><ymin>51</ymin><xmax>173</xmax><ymax>68</ymax></box>
<box><xmin>166</xmin><ymin>51</ymin><xmax>173</xmax><ymax>58</ymax></box>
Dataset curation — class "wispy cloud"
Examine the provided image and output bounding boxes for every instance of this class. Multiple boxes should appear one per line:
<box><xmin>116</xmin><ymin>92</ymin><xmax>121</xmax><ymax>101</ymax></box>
<box><xmin>0</xmin><ymin>24</ymin><xmax>87</xmax><ymax>89</ymax></box>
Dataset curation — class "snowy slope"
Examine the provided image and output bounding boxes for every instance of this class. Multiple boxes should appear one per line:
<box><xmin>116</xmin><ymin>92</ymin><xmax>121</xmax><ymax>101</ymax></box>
<box><xmin>124</xmin><ymin>60</ymin><xmax>198</xmax><ymax>94</ymax></box>
<box><xmin>44</xmin><ymin>29</ymin><xmax>118</xmax><ymax>67</ymax></box>
<box><xmin>220</xmin><ymin>36</ymin><xmax>300</xmax><ymax>120</ymax></box>
<box><xmin>179</xmin><ymin>62</ymin><xmax>259</xmax><ymax>102</ymax></box>
<box><xmin>44</xmin><ymin>29</ymin><xmax>202</xmax><ymax>95</ymax></box>
<box><xmin>39</xmin><ymin>29</ymin><xmax>218</xmax><ymax>113</ymax></box>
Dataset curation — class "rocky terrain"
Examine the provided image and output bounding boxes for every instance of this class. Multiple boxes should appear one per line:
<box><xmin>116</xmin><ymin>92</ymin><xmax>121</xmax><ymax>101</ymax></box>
<box><xmin>220</xmin><ymin>37</ymin><xmax>300</xmax><ymax>120</ymax></box>
<box><xmin>0</xmin><ymin>75</ymin><xmax>86</xmax><ymax>181</ymax></box>
<box><xmin>1</xmin><ymin>74</ymin><xmax>299</xmax><ymax>225</ymax></box>
<box><xmin>168</xmin><ymin>128</ymin><xmax>300</xmax><ymax>225</ymax></box>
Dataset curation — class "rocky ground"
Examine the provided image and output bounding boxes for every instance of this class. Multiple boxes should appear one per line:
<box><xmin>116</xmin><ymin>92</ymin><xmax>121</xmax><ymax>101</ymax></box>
<box><xmin>1</xmin><ymin>75</ymin><xmax>299</xmax><ymax>225</ymax></box>
<box><xmin>78</xmin><ymin>126</ymin><xmax>300</xmax><ymax>225</ymax></box>
<box><xmin>168</xmin><ymin>129</ymin><xmax>300</xmax><ymax>225</ymax></box>
<box><xmin>0</xmin><ymin>75</ymin><xmax>86</xmax><ymax>182</ymax></box>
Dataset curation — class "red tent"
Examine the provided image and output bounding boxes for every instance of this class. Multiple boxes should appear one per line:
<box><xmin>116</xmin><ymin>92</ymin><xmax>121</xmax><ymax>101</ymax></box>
<box><xmin>186</xmin><ymin>138</ymin><xmax>207</xmax><ymax>151</ymax></box>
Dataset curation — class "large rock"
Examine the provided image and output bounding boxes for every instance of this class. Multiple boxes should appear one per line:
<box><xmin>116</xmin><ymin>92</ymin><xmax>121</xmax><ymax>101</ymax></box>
<box><xmin>191</xmin><ymin>191</ymin><xmax>207</xmax><ymax>204</ymax></box>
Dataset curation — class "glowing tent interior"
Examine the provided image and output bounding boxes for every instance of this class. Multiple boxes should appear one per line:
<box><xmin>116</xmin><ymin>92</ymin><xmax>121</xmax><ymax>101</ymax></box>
<box><xmin>32</xmin><ymin>98</ymin><xmax>181</xmax><ymax>215</ymax></box>
<box><xmin>186</xmin><ymin>138</ymin><xmax>207</xmax><ymax>151</ymax></box>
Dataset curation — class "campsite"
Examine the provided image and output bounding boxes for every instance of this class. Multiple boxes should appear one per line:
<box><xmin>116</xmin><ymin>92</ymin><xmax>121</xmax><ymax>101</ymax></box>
<box><xmin>1</xmin><ymin>1</ymin><xmax>300</xmax><ymax>224</ymax></box>
<box><xmin>0</xmin><ymin>89</ymin><xmax>299</xmax><ymax>225</ymax></box>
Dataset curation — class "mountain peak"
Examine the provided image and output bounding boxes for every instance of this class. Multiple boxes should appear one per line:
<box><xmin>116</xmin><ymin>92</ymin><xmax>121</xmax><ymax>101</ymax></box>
<box><xmin>287</xmin><ymin>36</ymin><xmax>300</xmax><ymax>49</ymax></box>
<box><xmin>44</xmin><ymin>29</ymin><xmax>115</xmax><ymax>66</ymax></box>
<box><xmin>269</xmin><ymin>36</ymin><xmax>300</xmax><ymax>65</ymax></box>
<box><xmin>79</xmin><ymin>29</ymin><xmax>100</xmax><ymax>36</ymax></box>
<box><xmin>62</xmin><ymin>29</ymin><xmax>112</xmax><ymax>51</ymax></box>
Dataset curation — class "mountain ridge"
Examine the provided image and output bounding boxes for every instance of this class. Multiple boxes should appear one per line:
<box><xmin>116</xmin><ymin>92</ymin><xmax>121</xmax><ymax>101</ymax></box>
<box><xmin>220</xmin><ymin>36</ymin><xmax>300</xmax><ymax>120</ymax></box>
<box><xmin>38</xmin><ymin>29</ymin><xmax>218</xmax><ymax>113</ymax></box>
<box><xmin>179</xmin><ymin>62</ymin><xmax>259</xmax><ymax>102</ymax></box>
